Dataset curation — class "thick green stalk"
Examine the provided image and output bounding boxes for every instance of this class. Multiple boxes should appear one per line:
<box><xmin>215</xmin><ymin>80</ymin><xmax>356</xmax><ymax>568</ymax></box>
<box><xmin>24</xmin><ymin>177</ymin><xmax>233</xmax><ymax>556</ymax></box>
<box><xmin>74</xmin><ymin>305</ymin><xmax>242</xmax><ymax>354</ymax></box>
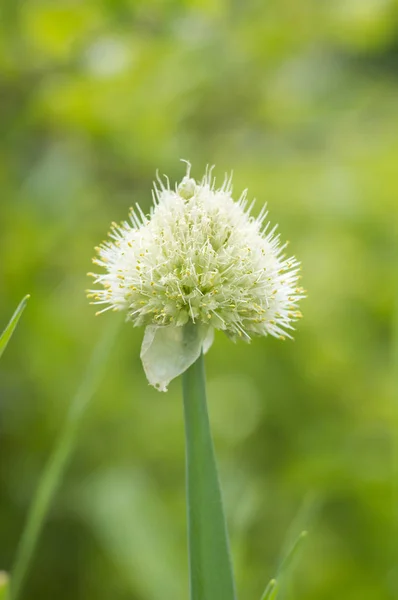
<box><xmin>182</xmin><ymin>351</ymin><xmax>237</xmax><ymax>600</ymax></box>
<box><xmin>8</xmin><ymin>318</ymin><xmax>120</xmax><ymax>600</ymax></box>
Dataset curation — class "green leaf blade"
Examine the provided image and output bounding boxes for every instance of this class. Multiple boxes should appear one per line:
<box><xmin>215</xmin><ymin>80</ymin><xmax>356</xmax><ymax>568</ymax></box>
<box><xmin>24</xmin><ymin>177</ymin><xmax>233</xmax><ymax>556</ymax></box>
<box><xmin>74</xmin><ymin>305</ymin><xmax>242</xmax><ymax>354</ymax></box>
<box><xmin>277</xmin><ymin>530</ymin><xmax>308</xmax><ymax>578</ymax></box>
<box><xmin>0</xmin><ymin>573</ymin><xmax>9</xmax><ymax>600</ymax></box>
<box><xmin>0</xmin><ymin>295</ymin><xmax>30</xmax><ymax>359</ymax></box>
<box><xmin>9</xmin><ymin>317</ymin><xmax>121</xmax><ymax>600</ymax></box>
<box><xmin>261</xmin><ymin>578</ymin><xmax>278</xmax><ymax>600</ymax></box>
<box><xmin>260</xmin><ymin>530</ymin><xmax>308</xmax><ymax>600</ymax></box>
<box><xmin>182</xmin><ymin>351</ymin><xmax>237</xmax><ymax>600</ymax></box>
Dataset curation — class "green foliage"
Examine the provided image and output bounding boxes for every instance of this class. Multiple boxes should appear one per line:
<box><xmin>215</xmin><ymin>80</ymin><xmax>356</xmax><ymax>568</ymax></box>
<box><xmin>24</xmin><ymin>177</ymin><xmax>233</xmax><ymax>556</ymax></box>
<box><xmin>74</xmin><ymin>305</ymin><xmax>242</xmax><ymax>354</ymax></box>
<box><xmin>0</xmin><ymin>573</ymin><xmax>9</xmax><ymax>600</ymax></box>
<box><xmin>1</xmin><ymin>1</ymin><xmax>398</xmax><ymax>599</ymax></box>
<box><xmin>9</xmin><ymin>319</ymin><xmax>121</xmax><ymax>600</ymax></box>
<box><xmin>0</xmin><ymin>296</ymin><xmax>29</xmax><ymax>360</ymax></box>
<box><xmin>261</xmin><ymin>531</ymin><xmax>308</xmax><ymax>600</ymax></box>
<box><xmin>261</xmin><ymin>579</ymin><xmax>278</xmax><ymax>600</ymax></box>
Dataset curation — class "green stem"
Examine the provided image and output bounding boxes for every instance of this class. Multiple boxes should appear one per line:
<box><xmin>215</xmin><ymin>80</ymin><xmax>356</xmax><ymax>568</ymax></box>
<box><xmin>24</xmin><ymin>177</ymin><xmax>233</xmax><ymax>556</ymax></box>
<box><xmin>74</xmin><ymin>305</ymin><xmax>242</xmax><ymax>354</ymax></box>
<box><xmin>9</xmin><ymin>318</ymin><xmax>120</xmax><ymax>600</ymax></box>
<box><xmin>182</xmin><ymin>350</ymin><xmax>237</xmax><ymax>600</ymax></box>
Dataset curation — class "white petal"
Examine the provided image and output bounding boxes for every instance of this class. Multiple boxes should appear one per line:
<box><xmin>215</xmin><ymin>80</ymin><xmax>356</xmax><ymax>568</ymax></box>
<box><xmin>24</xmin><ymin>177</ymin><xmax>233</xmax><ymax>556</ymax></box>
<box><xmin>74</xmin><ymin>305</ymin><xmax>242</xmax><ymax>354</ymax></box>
<box><xmin>140</xmin><ymin>324</ymin><xmax>214</xmax><ymax>392</ymax></box>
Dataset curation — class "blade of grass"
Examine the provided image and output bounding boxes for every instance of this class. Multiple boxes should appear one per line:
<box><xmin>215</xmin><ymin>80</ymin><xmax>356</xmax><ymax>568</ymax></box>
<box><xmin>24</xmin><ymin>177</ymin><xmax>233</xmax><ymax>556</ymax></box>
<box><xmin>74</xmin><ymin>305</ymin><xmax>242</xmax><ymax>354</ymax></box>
<box><xmin>0</xmin><ymin>295</ymin><xmax>30</xmax><ymax>359</ymax></box>
<box><xmin>8</xmin><ymin>316</ymin><xmax>121</xmax><ymax>600</ymax></box>
<box><xmin>277</xmin><ymin>530</ymin><xmax>308</xmax><ymax>578</ymax></box>
<box><xmin>261</xmin><ymin>578</ymin><xmax>278</xmax><ymax>600</ymax></box>
<box><xmin>260</xmin><ymin>531</ymin><xmax>308</xmax><ymax>600</ymax></box>
<box><xmin>259</xmin><ymin>492</ymin><xmax>318</xmax><ymax>600</ymax></box>
<box><xmin>182</xmin><ymin>348</ymin><xmax>237</xmax><ymax>600</ymax></box>
<box><xmin>0</xmin><ymin>573</ymin><xmax>9</xmax><ymax>600</ymax></box>
<box><xmin>391</xmin><ymin>227</ymin><xmax>398</xmax><ymax>586</ymax></box>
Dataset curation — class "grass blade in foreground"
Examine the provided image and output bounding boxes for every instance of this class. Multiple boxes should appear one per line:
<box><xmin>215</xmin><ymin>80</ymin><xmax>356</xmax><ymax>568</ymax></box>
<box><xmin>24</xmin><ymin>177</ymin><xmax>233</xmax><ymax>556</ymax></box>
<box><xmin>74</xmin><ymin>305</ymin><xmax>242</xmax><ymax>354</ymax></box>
<box><xmin>0</xmin><ymin>295</ymin><xmax>30</xmax><ymax>359</ymax></box>
<box><xmin>9</xmin><ymin>317</ymin><xmax>121</xmax><ymax>600</ymax></box>
<box><xmin>182</xmin><ymin>351</ymin><xmax>236</xmax><ymax>600</ymax></box>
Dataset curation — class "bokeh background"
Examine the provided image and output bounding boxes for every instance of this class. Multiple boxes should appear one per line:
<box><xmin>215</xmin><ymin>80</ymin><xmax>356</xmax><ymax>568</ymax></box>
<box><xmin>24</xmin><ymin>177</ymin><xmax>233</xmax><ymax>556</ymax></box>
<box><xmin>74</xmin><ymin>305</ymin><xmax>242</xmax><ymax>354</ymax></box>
<box><xmin>1</xmin><ymin>1</ymin><xmax>398</xmax><ymax>599</ymax></box>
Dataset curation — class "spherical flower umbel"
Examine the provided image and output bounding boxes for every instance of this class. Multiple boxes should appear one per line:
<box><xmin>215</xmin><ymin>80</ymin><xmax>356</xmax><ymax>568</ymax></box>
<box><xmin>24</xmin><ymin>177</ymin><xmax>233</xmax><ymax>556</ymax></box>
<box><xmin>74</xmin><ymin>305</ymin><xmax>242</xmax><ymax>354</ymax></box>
<box><xmin>88</xmin><ymin>162</ymin><xmax>305</xmax><ymax>391</ymax></box>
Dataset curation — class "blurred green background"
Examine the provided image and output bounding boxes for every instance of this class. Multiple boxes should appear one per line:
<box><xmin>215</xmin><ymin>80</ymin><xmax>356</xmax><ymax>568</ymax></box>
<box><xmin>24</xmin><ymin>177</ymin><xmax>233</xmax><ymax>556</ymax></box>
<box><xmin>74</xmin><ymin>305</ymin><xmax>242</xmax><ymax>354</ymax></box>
<box><xmin>1</xmin><ymin>1</ymin><xmax>398</xmax><ymax>599</ymax></box>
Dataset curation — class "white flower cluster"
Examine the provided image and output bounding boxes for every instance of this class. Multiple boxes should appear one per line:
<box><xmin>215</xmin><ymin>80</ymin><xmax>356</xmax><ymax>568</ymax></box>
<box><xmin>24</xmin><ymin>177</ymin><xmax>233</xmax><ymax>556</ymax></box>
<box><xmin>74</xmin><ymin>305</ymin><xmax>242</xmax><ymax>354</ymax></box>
<box><xmin>88</xmin><ymin>162</ymin><xmax>304</xmax><ymax>390</ymax></box>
